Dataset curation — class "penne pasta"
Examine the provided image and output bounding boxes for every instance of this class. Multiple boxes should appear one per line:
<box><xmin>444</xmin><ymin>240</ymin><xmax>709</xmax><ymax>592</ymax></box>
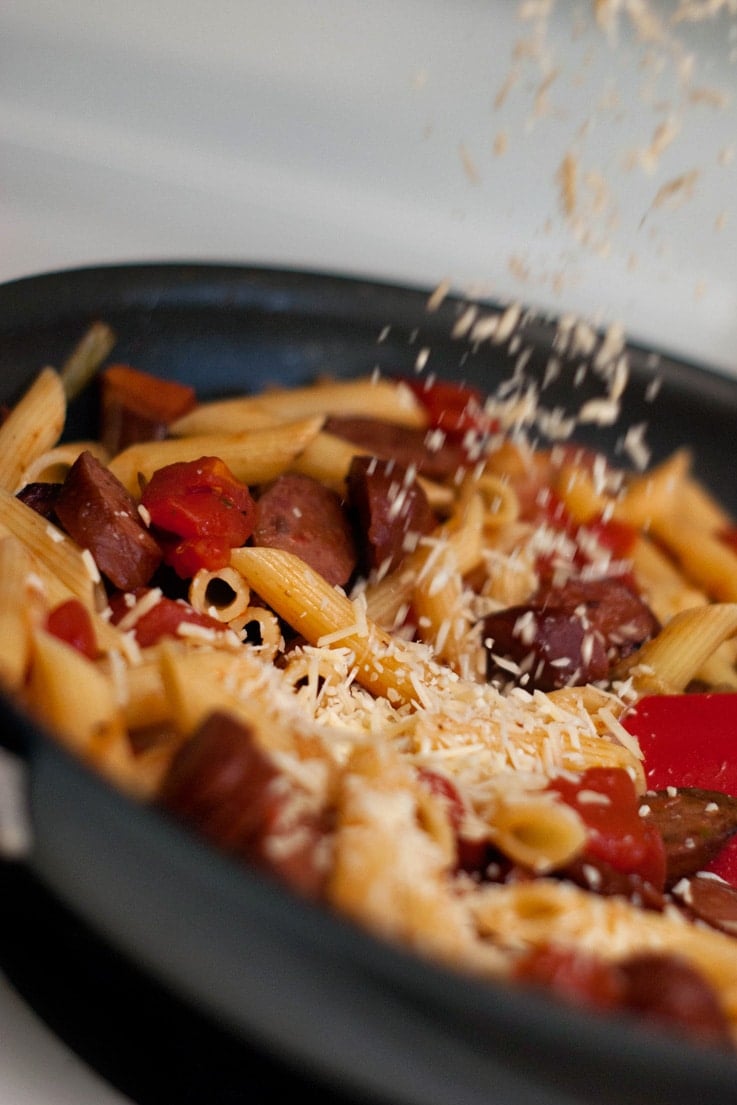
<box><xmin>0</xmin><ymin>487</ymin><xmax>103</xmax><ymax>609</ymax></box>
<box><xmin>109</xmin><ymin>417</ymin><xmax>325</xmax><ymax>494</ymax></box>
<box><xmin>614</xmin><ymin>603</ymin><xmax>737</xmax><ymax>694</ymax></box>
<box><xmin>171</xmin><ymin>376</ymin><xmax>427</xmax><ymax>435</ymax></box>
<box><xmin>21</xmin><ymin>440</ymin><xmax>110</xmax><ymax>485</ymax></box>
<box><xmin>231</xmin><ymin>545</ymin><xmax>438</xmax><ymax>706</ymax></box>
<box><xmin>650</xmin><ymin>520</ymin><xmax>737</xmax><ymax>604</ymax></box>
<box><xmin>26</xmin><ymin>627</ymin><xmax>148</xmax><ymax>795</ymax></box>
<box><xmin>0</xmin><ymin>536</ymin><xmax>42</xmax><ymax>690</ymax></box>
<box><xmin>0</xmin><ymin>367</ymin><xmax>66</xmax><ymax>493</ymax></box>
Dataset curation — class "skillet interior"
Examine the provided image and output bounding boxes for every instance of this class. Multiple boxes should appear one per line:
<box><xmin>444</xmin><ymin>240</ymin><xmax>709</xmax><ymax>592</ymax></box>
<box><xmin>2</xmin><ymin>262</ymin><xmax>737</xmax><ymax>1105</ymax></box>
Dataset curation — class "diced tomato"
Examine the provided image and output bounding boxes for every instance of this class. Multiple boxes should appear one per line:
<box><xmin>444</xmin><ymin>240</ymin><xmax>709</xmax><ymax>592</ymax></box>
<box><xmin>624</xmin><ymin>693</ymin><xmax>737</xmax><ymax>887</ymax></box>
<box><xmin>584</xmin><ymin>515</ymin><xmax>637</xmax><ymax>560</ymax></box>
<box><xmin>149</xmin><ymin>487</ymin><xmax>252</xmax><ymax>543</ymax></box>
<box><xmin>549</xmin><ymin>766</ymin><xmax>666</xmax><ymax>890</ymax></box>
<box><xmin>141</xmin><ymin>457</ymin><xmax>256</xmax><ymax>578</ymax></box>
<box><xmin>101</xmin><ymin>365</ymin><xmax>198</xmax><ymax>454</ymax></box>
<box><xmin>402</xmin><ymin>378</ymin><xmax>497</xmax><ymax>439</ymax></box>
<box><xmin>536</xmin><ymin>488</ymin><xmax>574</xmax><ymax>530</ymax></box>
<box><xmin>142</xmin><ymin>457</ymin><xmax>254</xmax><ymax>538</ymax></box>
<box><xmin>157</xmin><ymin>533</ymin><xmax>233</xmax><ymax>579</ymax></box>
<box><xmin>102</xmin><ymin>364</ymin><xmax>196</xmax><ymax>423</ymax></box>
<box><xmin>416</xmin><ymin>766</ymin><xmax>491</xmax><ymax>872</ymax></box>
<box><xmin>416</xmin><ymin>767</ymin><xmax>465</xmax><ymax>832</ymax></box>
<box><xmin>109</xmin><ymin>589</ymin><xmax>225</xmax><ymax>648</ymax></box>
<box><xmin>45</xmin><ymin>598</ymin><xmax>97</xmax><ymax>659</ymax></box>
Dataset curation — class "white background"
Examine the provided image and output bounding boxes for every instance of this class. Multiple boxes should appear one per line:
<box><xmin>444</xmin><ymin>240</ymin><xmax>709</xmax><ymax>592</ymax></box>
<box><xmin>1</xmin><ymin>2</ymin><xmax>737</xmax><ymax>1102</ymax></box>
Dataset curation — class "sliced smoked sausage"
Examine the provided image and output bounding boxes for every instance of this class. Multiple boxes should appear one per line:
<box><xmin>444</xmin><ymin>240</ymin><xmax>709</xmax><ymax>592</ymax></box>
<box><xmin>252</xmin><ymin>472</ymin><xmax>357</xmax><ymax>588</ymax></box>
<box><xmin>324</xmin><ymin>415</ymin><xmax>466</xmax><ymax>482</ymax></box>
<box><xmin>158</xmin><ymin>710</ymin><xmax>330</xmax><ymax>898</ymax></box>
<box><xmin>54</xmin><ymin>450</ymin><xmax>162</xmax><ymax>591</ymax></box>
<box><xmin>347</xmin><ymin>455</ymin><xmax>437</xmax><ymax>576</ymax></box>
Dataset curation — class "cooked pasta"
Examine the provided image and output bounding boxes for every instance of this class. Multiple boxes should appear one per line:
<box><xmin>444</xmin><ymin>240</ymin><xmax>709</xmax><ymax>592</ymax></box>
<box><xmin>4</xmin><ymin>326</ymin><xmax>737</xmax><ymax>1051</ymax></box>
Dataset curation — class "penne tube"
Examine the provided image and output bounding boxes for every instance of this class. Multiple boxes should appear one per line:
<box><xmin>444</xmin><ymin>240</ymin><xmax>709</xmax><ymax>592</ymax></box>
<box><xmin>59</xmin><ymin>320</ymin><xmax>116</xmax><ymax>400</ymax></box>
<box><xmin>108</xmin><ymin>417</ymin><xmax>325</xmax><ymax>494</ymax></box>
<box><xmin>0</xmin><ymin>367</ymin><xmax>66</xmax><ymax>493</ymax></box>
<box><xmin>649</xmin><ymin>519</ymin><xmax>737</xmax><ymax>604</ymax></box>
<box><xmin>170</xmin><ymin>402</ymin><xmax>282</xmax><ymax>436</ymax></box>
<box><xmin>116</xmin><ymin>655</ymin><xmax>171</xmax><ymax>731</ymax></box>
<box><xmin>614</xmin><ymin>448</ymin><xmax>691</xmax><ymax>529</ymax></box>
<box><xmin>290</xmin><ymin>430</ymin><xmax>367</xmax><ymax>491</ymax></box>
<box><xmin>170</xmin><ymin>376</ymin><xmax>427</xmax><ymax>436</ymax></box>
<box><xmin>256</xmin><ymin>376</ymin><xmax>427</xmax><ymax>424</ymax></box>
<box><xmin>365</xmin><ymin>494</ymin><xmax>485</xmax><ymax>629</ymax></box>
<box><xmin>228</xmin><ymin>605</ymin><xmax>283</xmax><ymax>660</ymax></box>
<box><xmin>21</xmin><ymin>440</ymin><xmax>110</xmax><ymax>485</ymax></box>
<box><xmin>231</xmin><ymin>546</ymin><xmax>441</xmax><ymax>706</ymax></box>
<box><xmin>156</xmin><ymin>641</ymin><xmax>300</xmax><ymax>757</ymax></box>
<box><xmin>0</xmin><ymin>487</ymin><xmax>102</xmax><ymax>610</ymax></box>
<box><xmin>677</xmin><ymin>475</ymin><xmax>734</xmax><ymax>532</ymax></box>
<box><xmin>0</xmin><ymin>536</ymin><xmax>42</xmax><ymax>690</ymax></box>
<box><xmin>475</xmin><ymin>472</ymin><xmax>520</xmax><ymax>530</ymax></box>
<box><xmin>614</xmin><ymin>603</ymin><xmax>737</xmax><ymax>694</ymax></box>
<box><xmin>26</xmin><ymin>627</ymin><xmax>148</xmax><ymax>796</ymax></box>
<box><xmin>411</xmin><ymin>530</ymin><xmax>482</xmax><ymax>678</ymax></box>
<box><xmin>556</xmin><ymin>449</ymin><xmax>692</xmax><ymax>531</ymax></box>
<box><xmin>292</xmin><ymin>430</ymin><xmax>454</xmax><ymax>512</ymax></box>
<box><xmin>489</xmin><ymin>793</ymin><xmax>587</xmax><ymax>873</ymax></box>
<box><xmin>629</xmin><ymin>533</ymin><xmax>707</xmax><ymax>623</ymax></box>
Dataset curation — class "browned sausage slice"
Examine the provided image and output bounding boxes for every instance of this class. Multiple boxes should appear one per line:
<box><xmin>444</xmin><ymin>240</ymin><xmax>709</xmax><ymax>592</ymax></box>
<box><xmin>158</xmin><ymin>710</ymin><xmax>329</xmax><ymax>898</ymax></box>
<box><xmin>324</xmin><ymin>415</ymin><xmax>466</xmax><ymax>482</ymax></box>
<box><xmin>642</xmin><ymin>788</ymin><xmax>737</xmax><ymax>887</ymax></box>
<box><xmin>673</xmin><ymin>873</ymin><xmax>737</xmax><ymax>938</ymax></box>
<box><xmin>536</xmin><ymin>576</ymin><xmax>660</xmax><ymax>663</ymax></box>
<box><xmin>17</xmin><ymin>481</ymin><xmax>62</xmax><ymax>522</ymax></box>
<box><xmin>482</xmin><ymin>575</ymin><xmax>659</xmax><ymax>691</ymax></box>
<box><xmin>482</xmin><ymin>605</ymin><xmax>610</xmax><ymax>691</ymax></box>
<box><xmin>54</xmin><ymin>450</ymin><xmax>162</xmax><ymax>591</ymax></box>
<box><xmin>347</xmin><ymin>455</ymin><xmax>437</xmax><ymax>576</ymax></box>
<box><xmin>252</xmin><ymin>472</ymin><xmax>357</xmax><ymax>587</ymax></box>
<box><xmin>620</xmin><ymin>952</ymin><xmax>733</xmax><ymax>1048</ymax></box>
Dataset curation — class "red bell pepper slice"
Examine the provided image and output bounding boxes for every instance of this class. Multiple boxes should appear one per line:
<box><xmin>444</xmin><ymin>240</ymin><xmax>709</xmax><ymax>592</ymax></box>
<box><xmin>623</xmin><ymin>693</ymin><xmax>737</xmax><ymax>885</ymax></box>
<box><xmin>45</xmin><ymin>598</ymin><xmax>97</xmax><ymax>659</ymax></box>
<box><xmin>141</xmin><ymin>456</ymin><xmax>256</xmax><ymax>577</ymax></box>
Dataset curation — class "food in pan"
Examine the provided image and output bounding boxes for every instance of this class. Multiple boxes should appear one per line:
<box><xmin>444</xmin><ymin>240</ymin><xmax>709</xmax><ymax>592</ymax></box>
<box><xmin>3</xmin><ymin>318</ymin><xmax>737</xmax><ymax>1051</ymax></box>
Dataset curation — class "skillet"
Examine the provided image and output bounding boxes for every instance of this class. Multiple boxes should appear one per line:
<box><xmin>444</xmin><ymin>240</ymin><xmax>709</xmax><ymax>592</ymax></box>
<box><xmin>1</xmin><ymin>262</ymin><xmax>737</xmax><ymax>1105</ymax></box>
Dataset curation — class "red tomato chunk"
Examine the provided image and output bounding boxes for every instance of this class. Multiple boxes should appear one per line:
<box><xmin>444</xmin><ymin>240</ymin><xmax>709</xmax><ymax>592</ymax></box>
<box><xmin>45</xmin><ymin>598</ymin><xmax>97</xmax><ymax>660</ymax></box>
<box><xmin>549</xmin><ymin>767</ymin><xmax>666</xmax><ymax>891</ymax></box>
<box><xmin>402</xmin><ymin>377</ymin><xmax>497</xmax><ymax>438</ymax></box>
<box><xmin>141</xmin><ymin>457</ymin><xmax>256</xmax><ymax>577</ymax></box>
<box><xmin>108</xmin><ymin>590</ymin><xmax>225</xmax><ymax>648</ymax></box>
